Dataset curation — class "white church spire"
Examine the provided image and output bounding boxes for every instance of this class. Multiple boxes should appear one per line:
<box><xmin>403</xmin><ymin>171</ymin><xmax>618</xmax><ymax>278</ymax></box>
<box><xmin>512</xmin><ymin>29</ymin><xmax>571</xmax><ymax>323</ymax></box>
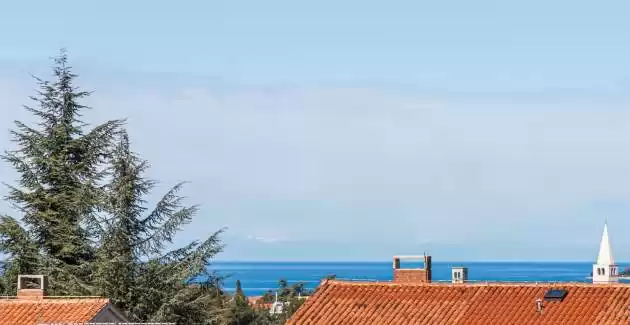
<box><xmin>597</xmin><ymin>221</ymin><xmax>615</xmax><ymax>265</ymax></box>
<box><xmin>593</xmin><ymin>220</ymin><xmax>618</xmax><ymax>283</ymax></box>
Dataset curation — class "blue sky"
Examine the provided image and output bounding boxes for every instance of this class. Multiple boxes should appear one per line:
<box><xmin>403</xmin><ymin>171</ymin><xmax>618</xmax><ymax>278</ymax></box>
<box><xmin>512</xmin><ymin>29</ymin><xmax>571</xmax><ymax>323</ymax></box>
<box><xmin>2</xmin><ymin>0</ymin><xmax>630</xmax><ymax>261</ymax></box>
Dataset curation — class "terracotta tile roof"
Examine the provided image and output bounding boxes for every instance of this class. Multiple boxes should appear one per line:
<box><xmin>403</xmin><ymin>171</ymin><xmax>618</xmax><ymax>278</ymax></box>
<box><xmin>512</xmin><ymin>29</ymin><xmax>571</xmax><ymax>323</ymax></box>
<box><xmin>288</xmin><ymin>280</ymin><xmax>630</xmax><ymax>325</ymax></box>
<box><xmin>247</xmin><ymin>296</ymin><xmax>263</xmax><ymax>305</ymax></box>
<box><xmin>0</xmin><ymin>298</ymin><xmax>109</xmax><ymax>325</ymax></box>
<box><xmin>247</xmin><ymin>297</ymin><xmax>272</xmax><ymax>310</ymax></box>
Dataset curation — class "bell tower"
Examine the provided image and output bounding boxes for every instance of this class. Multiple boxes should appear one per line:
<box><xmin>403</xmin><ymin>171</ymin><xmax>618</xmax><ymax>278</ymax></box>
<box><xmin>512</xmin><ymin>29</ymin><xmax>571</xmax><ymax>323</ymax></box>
<box><xmin>592</xmin><ymin>221</ymin><xmax>618</xmax><ymax>283</ymax></box>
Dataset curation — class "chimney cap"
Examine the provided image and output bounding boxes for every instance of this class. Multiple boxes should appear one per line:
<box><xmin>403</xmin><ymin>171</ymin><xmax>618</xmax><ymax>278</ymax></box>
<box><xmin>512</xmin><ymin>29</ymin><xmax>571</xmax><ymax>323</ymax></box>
<box><xmin>17</xmin><ymin>275</ymin><xmax>47</xmax><ymax>290</ymax></box>
<box><xmin>393</xmin><ymin>255</ymin><xmax>429</xmax><ymax>260</ymax></box>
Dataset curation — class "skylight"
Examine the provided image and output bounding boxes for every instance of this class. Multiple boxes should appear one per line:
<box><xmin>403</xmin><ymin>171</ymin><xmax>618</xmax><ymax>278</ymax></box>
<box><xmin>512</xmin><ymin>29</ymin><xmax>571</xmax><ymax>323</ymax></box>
<box><xmin>543</xmin><ymin>289</ymin><xmax>568</xmax><ymax>302</ymax></box>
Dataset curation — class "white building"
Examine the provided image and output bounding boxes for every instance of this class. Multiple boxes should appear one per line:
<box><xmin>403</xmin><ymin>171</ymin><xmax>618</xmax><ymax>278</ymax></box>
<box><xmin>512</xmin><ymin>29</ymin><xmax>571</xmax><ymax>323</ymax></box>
<box><xmin>592</xmin><ymin>221</ymin><xmax>619</xmax><ymax>283</ymax></box>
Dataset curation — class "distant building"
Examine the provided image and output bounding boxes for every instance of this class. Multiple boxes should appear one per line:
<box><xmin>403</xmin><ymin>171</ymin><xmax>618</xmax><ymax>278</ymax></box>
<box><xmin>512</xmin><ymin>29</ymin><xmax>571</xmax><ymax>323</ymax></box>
<box><xmin>0</xmin><ymin>274</ymin><xmax>174</xmax><ymax>325</ymax></box>
<box><xmin>248</xmin><ymin>292</ymin><xmax>308</xmax><ymax>314</ymax></box>
<box><xmin>592</xmin><ymin>221</ymin><xmax>618</xmax><ymax>283</ymax></box>
<box><xmin>269</xmin><ymin>292</ymin><xmax>285</xmax><ymax>315</ymax></box>
<box><xmin>288</xmin><ymin>221</ymin><xmax>630</xmax><ymax>324</ymax></box>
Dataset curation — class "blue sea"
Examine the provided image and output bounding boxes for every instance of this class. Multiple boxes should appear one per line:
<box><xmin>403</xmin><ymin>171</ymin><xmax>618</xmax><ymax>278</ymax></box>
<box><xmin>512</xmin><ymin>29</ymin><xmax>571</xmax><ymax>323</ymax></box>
<box><xmin>211</xmin><ymin>261</ymin><xmax>630</xmax><ymax>296</ymax></box>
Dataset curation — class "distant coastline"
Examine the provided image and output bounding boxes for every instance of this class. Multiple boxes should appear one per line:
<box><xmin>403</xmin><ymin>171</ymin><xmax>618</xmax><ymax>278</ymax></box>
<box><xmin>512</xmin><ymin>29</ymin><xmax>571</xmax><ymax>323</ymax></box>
<box><xmin>211</xmin><ymin>261</ymin><xmax>628</xmax><ymax>296</ymax></box>
<box><xmin>213</xmin><ymin>259</ymin><xmax>614</xmax><ymax>263</ymax></box>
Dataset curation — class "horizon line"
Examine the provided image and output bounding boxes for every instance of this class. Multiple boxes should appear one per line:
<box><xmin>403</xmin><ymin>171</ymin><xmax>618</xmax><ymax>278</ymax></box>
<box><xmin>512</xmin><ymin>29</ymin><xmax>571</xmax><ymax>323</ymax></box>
<box><xmin>213</xmin><ymin>259</ymin><xmax>622</xmax><ymax>264</ymax></box>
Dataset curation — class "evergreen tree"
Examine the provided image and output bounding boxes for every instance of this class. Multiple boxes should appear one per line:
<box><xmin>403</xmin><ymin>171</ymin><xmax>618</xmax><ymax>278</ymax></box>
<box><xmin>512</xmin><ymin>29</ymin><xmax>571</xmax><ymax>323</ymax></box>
<box><xmin>235</xmin><ymin>280</ymin><xmax>245</xmax><ymax>300</ymax></box>
<box><xmin>0</xmin><ymin>50</ymin><xmax>265</xmax><ymax>325</ymax></box>
<box><xmin>96</xmin><ymin>131</ymin><xmax>225</xmax><ymax>323</ymax></box>
<box><xmin>0</xmin><ymin>50</ymin><xmax>122</xmax><ymax>295</ymax></box>
<box><xmin>0</xmin><ymin>216</ymin><xmax>39</xmax><ymax>293</ymax></box>
<box><xmin>257</xmin><ymin>279</ymin><xmax>310</xmax><ymax>325</ymax></box>
<box><xmin>223</xmin><ymin>279</ymin><xmax>278</xmax><ymax>325</ymax></box>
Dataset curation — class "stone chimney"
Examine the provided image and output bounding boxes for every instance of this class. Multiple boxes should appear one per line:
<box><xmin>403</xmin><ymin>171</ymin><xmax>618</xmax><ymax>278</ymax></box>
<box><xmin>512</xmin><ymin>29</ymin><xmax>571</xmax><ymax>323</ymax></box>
<box><xmin>393</xmin><ymin>254</ymin><xmax>432</xmax><ymax>283</ymax></box>
<box><xmin>451</xmin><ymin>266</ymin><xmax>468</xmax><ymax>284</ymax></box>
<box><xmin>17</xmin><ymin>275</ymin><xmax>47</xmax><ymax>300</ymax></box>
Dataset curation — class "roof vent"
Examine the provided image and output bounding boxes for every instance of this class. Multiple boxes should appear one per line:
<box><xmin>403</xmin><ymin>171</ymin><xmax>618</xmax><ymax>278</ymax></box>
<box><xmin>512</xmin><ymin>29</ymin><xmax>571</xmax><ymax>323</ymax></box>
<box><xmin>451</xmin><ymin>266</ymin><xmax>468</xmax><ymax>284</ymax></box>
<box><xmin>544</xmin><ymin>289</ymin><xmax>568</xmax><ymax>302</ymax></box>
<box><xmin>536</xmin><ymin>298</ymin><xmax>544</xmax><ymax>313</ymax></box>
<box><xmin>536</xmin><ymin>298</ymin><xmax>545</xmax><ymax>313</ymax></box>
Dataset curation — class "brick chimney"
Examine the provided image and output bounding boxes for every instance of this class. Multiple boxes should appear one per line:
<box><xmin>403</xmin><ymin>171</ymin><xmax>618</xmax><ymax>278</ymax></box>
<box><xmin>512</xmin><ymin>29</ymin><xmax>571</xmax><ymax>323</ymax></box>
<box><xmin>393</xmin><ymin>254</ymin><xmax>432</xmax><ymax>283</ymax></box>
<box><xmin>17</xmin><ymin>275</ymin><xmax>47</xmax><ymax>300</ymax></box>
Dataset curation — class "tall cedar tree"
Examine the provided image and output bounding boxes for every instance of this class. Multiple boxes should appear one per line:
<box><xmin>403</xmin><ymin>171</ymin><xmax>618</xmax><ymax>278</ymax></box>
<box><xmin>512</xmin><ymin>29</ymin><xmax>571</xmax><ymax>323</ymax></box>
<box><xmin>0</xmin><ymin>51</ymin><xmax>122</xmax><ymax>295</ymax></box>
<box><xmin>97</xmin><ymin>131</ymin><xmax>225</xmax><ymax>324</ymax></box>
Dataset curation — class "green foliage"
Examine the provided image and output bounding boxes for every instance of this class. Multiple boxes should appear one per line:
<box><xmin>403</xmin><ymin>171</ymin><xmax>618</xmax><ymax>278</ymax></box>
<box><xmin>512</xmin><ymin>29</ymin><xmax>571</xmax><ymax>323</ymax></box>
<box><xmin>235</xmin><ymin>279</ymin><xmax>245</xmax><ymax>300</ymax></box>
<box><xmin>0</xmin><ymin>51</ymin><xmax>229</xmax><ymax>324</ymax></box>
<box><xmin>221</xmin><ymin>279</ymin><xmax>308</xmax><ymax>325</ymax></box>
<box><xmin>95</xmin><ymin>131</ymin><xmax>225</xmax><ymax>323</ymax></box>
<box><xmin>0</xmin><ymin>50</ymin><xmax>122</xmax><ymax>295</ymax></box>
<box><xmin>148</xmin><ymin>280</ymin><xmax>227</xmax><ymax>324</ymax></box>
<box><xmin>275</xmin><ymin>296</ymin><xmax>306</xmax><ymax>324</ymax></box>
<box><xmin>262</xmin><ymin>290</ymin><xmax>275</xmax><ymax>303</ymax></box>
<box><xmin>0</xmin><ymin>215</ymin><xmax>39</xmax><ymax>294</ymax></box>
<box><xmin>0</xmin><ymin>50</ymin><xmax>320</xmax><ymax>325</ymax></box>
<box><xmin>224</xmin><ymin>288</ymin><xmax>258</xmax><ymax>325</ymax></box>
<box><xmin>262</xmin><ymin>279</ymin><xmax>310</xmax><ymax>303</ymax></box>
<box><xmin>253</xmin><ymin>279</ymin><xmax>310</xmax><ymax>324</ymax></box>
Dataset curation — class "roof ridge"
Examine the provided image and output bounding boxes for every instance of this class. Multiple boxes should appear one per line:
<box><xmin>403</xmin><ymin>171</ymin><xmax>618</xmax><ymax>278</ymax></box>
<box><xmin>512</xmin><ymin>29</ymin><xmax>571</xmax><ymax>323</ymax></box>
<box><xmin>0</xmin><ymin>296</ymin><xmax>112</xmax><ymax>325</ymax></box>
<box><xmin>326</xmin><ymin>280</ymin><xmax>630</xmax><ymax>287</ymax></box>
<box><xmin>0</xmin><ymin>296</ymin><xmax>107</xmax><ymax>299</ymax></box>
<box><xmin>0</xmin><ymin>298</ymin><xmax>110</xmax><ymax>304</ymax></box>
<box><xmin>289</xmin><ymin>278</ymin><xmax>630</xmax><ymax>324</ymax></box>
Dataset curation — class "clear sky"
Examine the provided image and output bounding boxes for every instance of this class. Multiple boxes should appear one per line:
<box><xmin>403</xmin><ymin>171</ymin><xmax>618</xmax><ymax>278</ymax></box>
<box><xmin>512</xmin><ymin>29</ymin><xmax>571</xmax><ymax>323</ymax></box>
<box><xmin>2</xmin><ymin>0</ymin><xmax>630</xmax><ymax>261</ymax></box>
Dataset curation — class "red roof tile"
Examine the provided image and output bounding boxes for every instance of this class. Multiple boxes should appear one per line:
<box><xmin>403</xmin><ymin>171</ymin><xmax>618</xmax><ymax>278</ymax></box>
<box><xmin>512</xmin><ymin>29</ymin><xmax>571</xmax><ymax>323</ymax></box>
<box><xmin>288</xmin><ymin>280</ymin><xmax>630</xmax><ymax>325</ymax></box>
<box><xmin>0</xmin><ymin>298</ymin><xmax>109</xmax><ymax>325</ymax></box>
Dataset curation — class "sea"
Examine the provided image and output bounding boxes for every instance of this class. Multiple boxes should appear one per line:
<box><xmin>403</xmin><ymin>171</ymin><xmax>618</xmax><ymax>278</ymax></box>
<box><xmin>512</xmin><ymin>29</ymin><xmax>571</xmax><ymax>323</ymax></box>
<box><xmin>211</xmin><ymin>261</ymin><xmax>630</xmax><ymax>296</ymax></box>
